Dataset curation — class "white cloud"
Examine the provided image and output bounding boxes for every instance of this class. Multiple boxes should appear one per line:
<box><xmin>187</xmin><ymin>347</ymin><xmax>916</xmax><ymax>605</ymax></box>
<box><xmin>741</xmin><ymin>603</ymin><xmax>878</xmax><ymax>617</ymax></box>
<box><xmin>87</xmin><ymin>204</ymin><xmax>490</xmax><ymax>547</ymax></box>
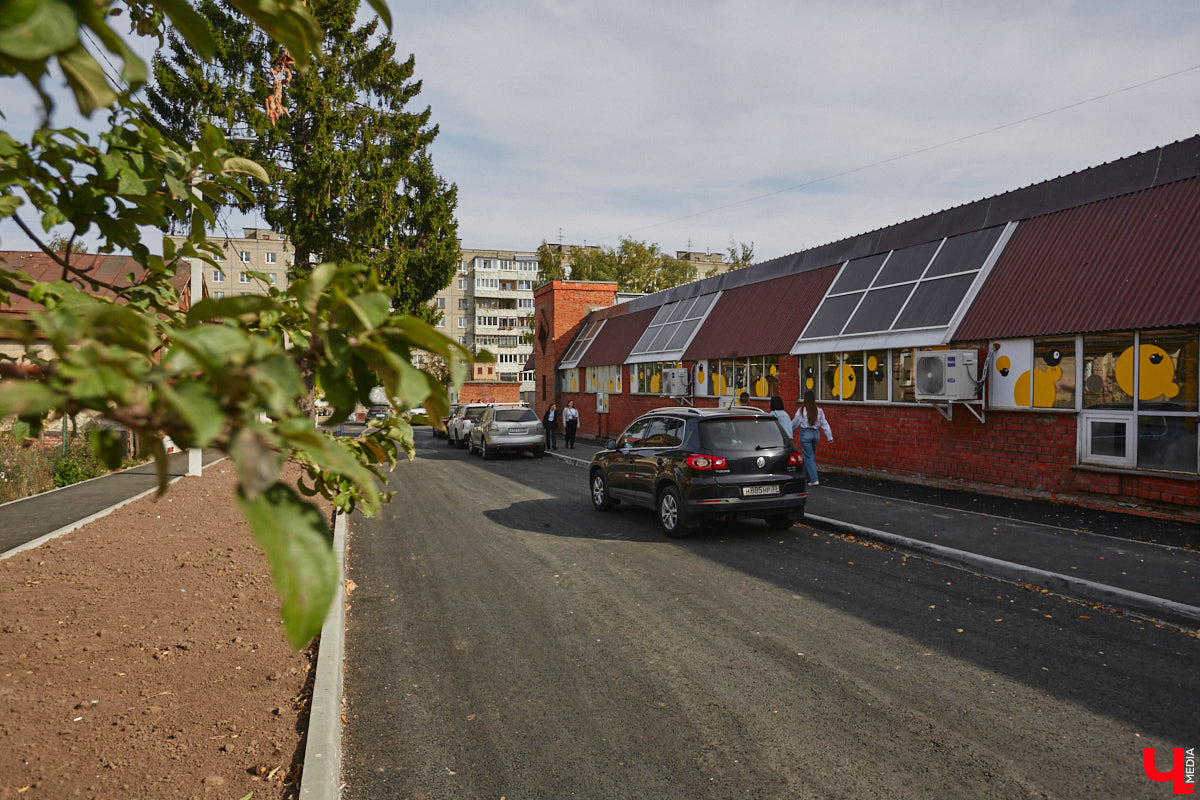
<box><xmin>3</xmin><ymin>1</ymin><xmax>1198</xmax><ymax>264</ymax></box>
<box><xmin>398</xmin><ymin>0</ymin><xmax>1200</xmax><ymax>259</ymax></box>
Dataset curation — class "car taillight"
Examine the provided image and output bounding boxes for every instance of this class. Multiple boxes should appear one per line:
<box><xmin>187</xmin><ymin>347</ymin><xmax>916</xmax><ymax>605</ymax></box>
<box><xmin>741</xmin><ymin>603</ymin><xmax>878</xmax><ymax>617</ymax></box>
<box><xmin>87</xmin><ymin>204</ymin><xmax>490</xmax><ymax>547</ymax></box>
<box><xmin>686</xmin><ymin>454</ymin><xmax>728</xmax><ymax>470</ymax></box>
<box><xmin>487</xmin><ymin>423</ymin><xmax>499</xmax><ymax>432</ymax></box>
<box><xmin>788</xmin><ymin>453</ymin><xmax>801</xmax><ymax>466</ymax></box>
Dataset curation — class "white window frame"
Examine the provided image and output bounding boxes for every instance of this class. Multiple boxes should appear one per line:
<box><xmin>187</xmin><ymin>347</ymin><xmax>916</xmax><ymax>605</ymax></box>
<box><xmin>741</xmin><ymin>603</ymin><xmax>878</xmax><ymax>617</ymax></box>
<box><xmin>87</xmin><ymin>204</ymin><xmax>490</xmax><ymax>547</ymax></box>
<box><xmin>1079</xmin><ymin>410</ymin><xmax>1136</xmax><ymax>468</ymax></box>
<box><xmin>265</xmin><ymin>252</ymin><xmax>277</xmax><ymax>264</ymax></box>
<box><xmin>239</xmin><ymin>250</ymin><xmax>251</xmax><ymax>263</ymax></box>
<box><xmin>239</xmin><ymin>271</ymin><xmax>250</xmax><ymax>284</ymax></box>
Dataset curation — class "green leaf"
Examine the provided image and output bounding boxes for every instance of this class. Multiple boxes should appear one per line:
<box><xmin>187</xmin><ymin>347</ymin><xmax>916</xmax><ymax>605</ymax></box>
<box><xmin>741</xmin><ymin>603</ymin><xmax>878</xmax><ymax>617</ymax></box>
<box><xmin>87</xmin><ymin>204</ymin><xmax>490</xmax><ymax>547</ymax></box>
<box><xmin>151</xmin><ymin>0</ymin><xmax>216</xmax><ymax>59</ymax></box>
<box><xmin>250</xmin><ymin>353</ymin><xmax>305</xmax><ymax>416</ymax></box>
<box><xmin>56</xmin><ymin>44</ymin><xmax>117</xmax><ymax>117</ymax></box>
<box><xmin>231</xmin><ymin>426</ymin><xmax>284</xmax><ymax>500</ymax></box>
<box><xmin>88</xmin><ymin>428</ymin><xmax>126</xmax><ymax>470</ymax></box>
<box><xmin>222</xmin><ymin>156</ymin><xmax>269</xmax><ymax>184</ymax></box>
<box><xmin>169</xmin><ymin>324</ymin><xmax>253</xmax><ymax>371</ymax></box>
<box><xmin>0</xmin><ymin>380</ymin><xmax>57</xmax><ymax>417</ymax></box>
<box><xmin>162</xmin><ymin>380</ymin><xmax>224</xmax><ymax>447</ymax></box>
<box><xmin>0</xmin><ymin>194</ymin><xmax>23</xmax><ymax>216</ymax></box>
<box><xmin>0</xmin><ymin>0</ymin><xmax>77</xmax><ymax>61</ymax></box>
<box><xmin>237</xmin><ymin>483</ymin><xmax>336</xmax><ymax>649</ymax></box>
<box><xmin>363</xmin><ymin>0</ymin><xmax>392</xmax><ymax>29</ymax></box>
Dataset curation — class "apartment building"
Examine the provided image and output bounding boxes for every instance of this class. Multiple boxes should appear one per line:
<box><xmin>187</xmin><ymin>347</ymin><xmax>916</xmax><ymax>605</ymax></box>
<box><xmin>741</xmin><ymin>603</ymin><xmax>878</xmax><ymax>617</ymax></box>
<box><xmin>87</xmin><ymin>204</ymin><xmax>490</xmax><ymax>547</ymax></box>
<box><xmin>165</xmin><ymin>228</ymin><xmax>291</xmax><ymax>298</ymax></box>
<box><xmin>433</xmin><ymin>248</ymin><xmax>539</xmax><ymax>395</ymax></box>
<box><xmin>676</xmin><ymin>250</ymin><xmax>727</xmax><ymax>279</ymax></box>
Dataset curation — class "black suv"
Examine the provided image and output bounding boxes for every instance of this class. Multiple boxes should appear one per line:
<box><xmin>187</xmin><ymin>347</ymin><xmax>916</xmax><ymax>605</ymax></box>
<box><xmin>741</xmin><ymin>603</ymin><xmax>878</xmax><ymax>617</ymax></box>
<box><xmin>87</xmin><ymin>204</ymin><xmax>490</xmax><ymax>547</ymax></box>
<box><xmin>588</xmin><ymin>406</ymin><xmax>806</xmax><ymax>537</ymax></box>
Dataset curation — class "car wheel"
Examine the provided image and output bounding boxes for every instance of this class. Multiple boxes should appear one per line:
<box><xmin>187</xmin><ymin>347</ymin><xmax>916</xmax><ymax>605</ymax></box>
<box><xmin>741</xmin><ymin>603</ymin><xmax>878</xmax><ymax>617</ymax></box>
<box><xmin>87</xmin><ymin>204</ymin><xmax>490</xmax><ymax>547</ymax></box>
<box><xmin>456</xmin><ymin>433</ymin><xmax>466</xmax><ymax>449</ymax></box>
<box><xmin>481</xmin><ymin>440</ymin><xmax>493</xmax><ymax>459</ymax></box>
<box><xmin>765</xmin><ymin>515</ymin><xmax>793</xmax><ymax>530</ymax></box>
<box><xmin>657</xmin><ymin>486</ymin><xmax>692</xmax><ymax>538</ymax></box>
<box><xmin>446</xmin><ymin>431</ymin><xmax>455</xmax><ymax>446</ymax></box>
<box><xmin>590</xmin><ymin>470</ymin><xmax>615</xmax><ymax>511</ymax></box>
<box><xmin>469</xmin><ymin>436</ymin><xmax>478</xmax><ymax>455</ymax></box>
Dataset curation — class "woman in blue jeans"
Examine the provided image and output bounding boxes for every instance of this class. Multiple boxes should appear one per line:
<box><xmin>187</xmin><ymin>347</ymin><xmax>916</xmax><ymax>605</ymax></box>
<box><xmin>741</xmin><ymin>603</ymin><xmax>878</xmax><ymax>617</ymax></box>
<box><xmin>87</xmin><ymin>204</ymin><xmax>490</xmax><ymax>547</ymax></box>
<box><xmin>790</xmin><ymin>390</ymin><xmax>833</xmax><ymax>485</ymax></box>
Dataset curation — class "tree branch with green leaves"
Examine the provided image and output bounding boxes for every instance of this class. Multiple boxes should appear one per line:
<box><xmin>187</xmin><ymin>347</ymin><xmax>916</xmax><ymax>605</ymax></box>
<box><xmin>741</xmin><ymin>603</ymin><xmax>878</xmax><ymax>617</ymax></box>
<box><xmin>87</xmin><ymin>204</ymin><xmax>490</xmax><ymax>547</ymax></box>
<box><xmin>0</xmin><ymin>0</ymin><xmax>467</xmax><ymax>648</ymax></box>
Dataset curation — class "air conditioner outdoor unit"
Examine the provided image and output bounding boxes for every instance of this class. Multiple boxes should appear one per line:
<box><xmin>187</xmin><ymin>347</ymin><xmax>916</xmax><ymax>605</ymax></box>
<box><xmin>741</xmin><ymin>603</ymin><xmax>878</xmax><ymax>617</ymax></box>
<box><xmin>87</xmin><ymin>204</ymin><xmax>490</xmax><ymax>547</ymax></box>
<box><xmin>662</xmin><ymin>368</ymin><xmax>689</xmax><ymax>396</ymax></box>
<box><xmin>914</xmin><ymin>349</ymin><xmax>979</xmax><ymax>401</ymax></box>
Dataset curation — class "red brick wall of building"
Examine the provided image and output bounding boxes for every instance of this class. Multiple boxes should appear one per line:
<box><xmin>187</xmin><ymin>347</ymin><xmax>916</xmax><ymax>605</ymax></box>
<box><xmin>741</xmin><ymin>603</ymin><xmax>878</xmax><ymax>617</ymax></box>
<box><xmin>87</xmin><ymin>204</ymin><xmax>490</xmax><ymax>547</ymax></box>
<box><xmin>457</xmin><ymin>382</ymin><xmax>522</xmax><ymax>405</ymax></box>
<box><xmin>533</xmin><ymin>280</ymin><xmax>619</xmax><ymax>414</ymax></box>
<box><xmin>536</xmin><ymin>284</ymin><xmax>1198</xmax><ymax>522</ymax></box>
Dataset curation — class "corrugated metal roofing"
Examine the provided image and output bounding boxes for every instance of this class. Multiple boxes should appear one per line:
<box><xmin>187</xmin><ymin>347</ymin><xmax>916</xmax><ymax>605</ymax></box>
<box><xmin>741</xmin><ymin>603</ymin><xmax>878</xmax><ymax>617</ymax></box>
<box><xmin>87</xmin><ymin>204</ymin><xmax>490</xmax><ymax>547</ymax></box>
<box><xmin>954</xmin><ymin>176</ymin><xmax>1200</xmax><ymax>340</ymax></box>
<box><xmin>575</xmin><ymin>307</ymin><xmax>658</xmax><ymax>368</ymax></box>
<box><xmin>682</xmin><ymin>266</ymin><xmax>838</xmax><ymax>360</ymax></box>
<box><xmin>0</xmin><ymin>252</ymin><xmax>194</xmax><ymax>313</ymax></box>
<box><xmin>594</xmin><ymin>136</ymin><xmax>1200</xmax><ymax>325</ymax></box>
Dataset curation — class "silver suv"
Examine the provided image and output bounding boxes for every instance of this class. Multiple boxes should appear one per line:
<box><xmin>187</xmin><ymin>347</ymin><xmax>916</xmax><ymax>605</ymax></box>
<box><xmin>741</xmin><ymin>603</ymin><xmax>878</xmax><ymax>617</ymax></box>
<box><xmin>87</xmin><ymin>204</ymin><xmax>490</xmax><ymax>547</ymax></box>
<box><xmin>469</xmin><ymin>405</ymin><xmax>544</xmax><ymax>459</ymax></box>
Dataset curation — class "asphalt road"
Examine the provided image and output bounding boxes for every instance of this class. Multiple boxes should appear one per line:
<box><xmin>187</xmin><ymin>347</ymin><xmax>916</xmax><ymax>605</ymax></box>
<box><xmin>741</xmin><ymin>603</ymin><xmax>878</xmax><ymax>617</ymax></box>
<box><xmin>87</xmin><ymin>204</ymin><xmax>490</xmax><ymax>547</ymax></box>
<box><xmin>341</xmin><ymin>435</ymin><xmax>1200</xmax><ymax>800</ymax></box>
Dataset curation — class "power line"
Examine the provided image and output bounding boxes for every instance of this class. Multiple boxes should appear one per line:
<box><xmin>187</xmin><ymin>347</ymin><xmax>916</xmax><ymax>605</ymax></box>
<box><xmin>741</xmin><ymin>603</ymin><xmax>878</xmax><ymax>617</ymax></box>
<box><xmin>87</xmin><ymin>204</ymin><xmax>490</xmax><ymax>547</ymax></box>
<box><xmin>597</xmin><ymin>62</ymin><xmax>1200</xmax><ymax>243</ymax></box>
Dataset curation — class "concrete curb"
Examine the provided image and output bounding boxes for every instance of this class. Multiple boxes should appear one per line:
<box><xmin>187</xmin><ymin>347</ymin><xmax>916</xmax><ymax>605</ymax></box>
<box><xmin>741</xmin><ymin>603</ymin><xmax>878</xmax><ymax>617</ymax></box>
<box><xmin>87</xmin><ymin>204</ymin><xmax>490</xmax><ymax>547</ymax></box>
<box><xmin>0</xmin><ymin>456</ymin><xmax>228</xmax><ymax>562</ymax></box>
<box><xmin>807</xmin><ymin>513</ymin><xmax>1200</xmax><ymax>631</ymax></box>
<box><xmin>547</xmin><ymin>450</ymin><xmax>591</xmax><ymax>469</ymax></box>
<box><xmin>300</xmin><ymin>511</ymin><xmax>348</xmax><ymax>800</ymax></box>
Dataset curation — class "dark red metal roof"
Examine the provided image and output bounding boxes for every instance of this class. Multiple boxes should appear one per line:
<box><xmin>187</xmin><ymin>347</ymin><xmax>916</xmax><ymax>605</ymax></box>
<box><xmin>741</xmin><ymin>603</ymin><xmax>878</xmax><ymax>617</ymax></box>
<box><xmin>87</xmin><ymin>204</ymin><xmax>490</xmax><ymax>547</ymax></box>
<box><xmin>0</xmin><ymin>252</ymin><xmax>195</xmax><ymax>313</ymax></box>
<box><xmin>954</xmin><ymin>176</ymin><xmax>1200</xmax><ymax>340</ymax></box>
<box><xmin>575</xmin><ymin>306</ymin><xmax>659</xmax><ymax>368</ymax></box>
<box><xmin>682</xmin><ymin>265</ymin><xmax>839</xmax><ymax>360</ymax></box>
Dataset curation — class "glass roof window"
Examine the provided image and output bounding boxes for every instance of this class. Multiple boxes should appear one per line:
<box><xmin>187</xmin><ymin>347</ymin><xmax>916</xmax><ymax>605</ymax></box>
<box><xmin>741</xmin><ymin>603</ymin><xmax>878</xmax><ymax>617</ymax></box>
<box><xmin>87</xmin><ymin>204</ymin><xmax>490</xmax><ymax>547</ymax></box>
<box><xmin>559</xmin><ymin>318</ymin><xmax>606</xmax><ymax>369</ymax></box>
<box><xmin>629</xmin><ymin>292</ymin><xmax>719</xmax><ymax>360</ymax></box>
<box><xmin>796</xmin><ymin>225</ymin><xmax>1009</xmax><ymax>350</ymax></box>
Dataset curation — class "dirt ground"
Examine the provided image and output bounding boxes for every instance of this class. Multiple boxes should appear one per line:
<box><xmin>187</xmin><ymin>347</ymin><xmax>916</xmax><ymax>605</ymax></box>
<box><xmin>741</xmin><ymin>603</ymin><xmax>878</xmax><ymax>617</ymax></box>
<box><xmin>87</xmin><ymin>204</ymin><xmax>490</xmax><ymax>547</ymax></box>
<box><xmin>0</xmin><ymin>462</ymin><xmax>331</xmax><ymax>800</ymax></box>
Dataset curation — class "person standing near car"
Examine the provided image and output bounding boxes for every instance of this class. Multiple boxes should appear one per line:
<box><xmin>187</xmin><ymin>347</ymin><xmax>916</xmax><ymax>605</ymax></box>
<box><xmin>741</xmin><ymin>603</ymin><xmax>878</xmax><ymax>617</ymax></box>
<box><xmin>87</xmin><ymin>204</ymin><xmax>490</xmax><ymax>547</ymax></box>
<box><xmin>563</xmin><ymin>400</ymin><xmax>579</xmax><ymax>449</ymax></box>
<box><xmin>790</xmin><ymin>389</ymin><xmax>833</xmax><ymax>485</ymax></box>
<box><xmin>768</xmin><ymin>395</ymin><xmax>791</xmax><ymax>433</ymax></box>
<box><xmin>543</xmin><ymin>402</ymin><xmax>559</xmax><ymax>450</ymax></box>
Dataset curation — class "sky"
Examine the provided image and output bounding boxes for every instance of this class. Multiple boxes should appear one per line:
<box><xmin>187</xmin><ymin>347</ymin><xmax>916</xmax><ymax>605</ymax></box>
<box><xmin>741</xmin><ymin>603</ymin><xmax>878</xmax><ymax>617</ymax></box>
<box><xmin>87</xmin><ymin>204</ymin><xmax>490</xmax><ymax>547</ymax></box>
<box><xmin>3</xmin><ymin>0</ymin><xmax>1200</xmax><ymax>265</ymax></box>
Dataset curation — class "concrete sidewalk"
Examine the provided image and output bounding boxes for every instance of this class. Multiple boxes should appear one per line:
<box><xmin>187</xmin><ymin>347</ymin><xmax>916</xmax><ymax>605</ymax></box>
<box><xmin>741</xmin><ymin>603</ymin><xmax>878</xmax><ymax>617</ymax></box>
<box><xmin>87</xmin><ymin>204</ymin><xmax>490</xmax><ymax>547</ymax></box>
<box><xmin>0</xmin><ymin>448</ymin><xmax>225</xmax><ymax>557</ymax></box>
<box><xmin>546</xmin><ymin>437</ymin><xmax>1200</xmax><ymax>629</ymax></box>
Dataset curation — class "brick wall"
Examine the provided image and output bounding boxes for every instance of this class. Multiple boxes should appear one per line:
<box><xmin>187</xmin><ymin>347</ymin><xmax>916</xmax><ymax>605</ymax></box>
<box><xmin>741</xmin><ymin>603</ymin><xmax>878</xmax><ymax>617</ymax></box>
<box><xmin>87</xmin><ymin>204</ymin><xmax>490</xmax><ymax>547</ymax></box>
<box><xmin>458</xmin><ymin>381</ymin><xmax>521</xmax><ymax>404</ymax></box>
<box><xmin>532</xmin><ymin>280</ymin><xmax>618</xmax><ymax>414</ymax></box>
<box><xmin>534</xmin><ymin>284</ymin><xmax>1198</xmax><ymax>522</ymax></box>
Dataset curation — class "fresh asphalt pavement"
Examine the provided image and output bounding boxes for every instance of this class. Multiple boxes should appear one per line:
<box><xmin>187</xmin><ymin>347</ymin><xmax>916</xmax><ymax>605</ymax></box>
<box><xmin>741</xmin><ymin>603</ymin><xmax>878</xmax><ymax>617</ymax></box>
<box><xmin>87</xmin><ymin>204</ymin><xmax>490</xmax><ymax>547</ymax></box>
<box><xmin>0</xmin><ymin>448</ymin><xmax>225</xmax><ymax>556</ymax></box>
<box><xmin>339</xmin><ymin>431</ymin><xmax>1200</xmax><ymax>800</ymax></box>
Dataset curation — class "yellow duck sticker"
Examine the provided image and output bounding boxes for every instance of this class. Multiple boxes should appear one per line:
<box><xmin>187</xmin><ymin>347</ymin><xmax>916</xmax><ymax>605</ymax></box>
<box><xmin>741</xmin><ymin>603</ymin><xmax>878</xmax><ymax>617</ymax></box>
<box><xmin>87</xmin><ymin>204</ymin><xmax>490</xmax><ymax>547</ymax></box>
<box><xmin>1116</xmin><ymin>344</ymin><xmax>1179</xmax><ymax>400</ymax></box>
<box><xmin>832</xmin><ymin>363</ymin><xmax>857</xmax><ymax>398</ymax></box>
<box><xmin>1012</xmin><ymin>349</ymin><xmax>1063</xmax><ymax>407</ymax></box>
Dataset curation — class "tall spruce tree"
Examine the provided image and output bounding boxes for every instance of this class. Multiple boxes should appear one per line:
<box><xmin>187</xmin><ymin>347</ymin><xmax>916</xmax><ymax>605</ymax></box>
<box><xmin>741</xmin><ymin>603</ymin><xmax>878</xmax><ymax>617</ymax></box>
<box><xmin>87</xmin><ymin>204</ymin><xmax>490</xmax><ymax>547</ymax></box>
<box><xmin>147</xmin><ymin>0</ymin><xmax>458</xmax><ymax>319</ymax></box>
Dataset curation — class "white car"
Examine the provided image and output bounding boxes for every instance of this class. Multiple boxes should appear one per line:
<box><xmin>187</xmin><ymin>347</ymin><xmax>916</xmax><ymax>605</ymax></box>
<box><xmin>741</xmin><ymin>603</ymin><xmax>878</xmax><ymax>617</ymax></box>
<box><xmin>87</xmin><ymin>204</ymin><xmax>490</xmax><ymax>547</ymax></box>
<box><xmin>446</xmin><ymin>403</ymin><xmax>489</xmax><ymax>448</ymax></box>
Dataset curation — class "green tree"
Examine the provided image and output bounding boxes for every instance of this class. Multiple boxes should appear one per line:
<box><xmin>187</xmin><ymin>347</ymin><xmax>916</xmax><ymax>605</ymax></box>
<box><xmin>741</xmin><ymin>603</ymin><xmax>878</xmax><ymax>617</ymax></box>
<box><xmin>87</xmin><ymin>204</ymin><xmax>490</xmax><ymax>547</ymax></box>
<box><xmin>567</xmin><ymin>238</ymin><xmax>697</xmax><ymax>293</ymax></box>
<box><xmin>535</xmin><ymin>241</ymin><xmax>566</xmax><ymax>285</ymax></box>
<box><xmin>47</xmin><ymin>232</ymin><xmax>89</xmax><ymax>254</ymax></box>
<box><xmin>146</xmin><ymin>0</ymin><xmax>459</xmax><ymax>320</ymax></box>
<box><xmin>726</xmin><ymin>238</ymin><xmax>755</xmax><ymax>270</ymax></box>
<box><xmin>0</xmin><ymin>0</ymin><xmax>465</xmax><ymax>649</ymax></box>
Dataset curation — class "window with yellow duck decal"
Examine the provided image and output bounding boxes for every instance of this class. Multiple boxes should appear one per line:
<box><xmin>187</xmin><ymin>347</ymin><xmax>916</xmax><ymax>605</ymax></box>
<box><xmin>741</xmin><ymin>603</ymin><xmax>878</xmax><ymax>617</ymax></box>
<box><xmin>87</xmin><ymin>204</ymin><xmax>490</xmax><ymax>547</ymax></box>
<box><xmin>700</xmin><ymin>356</ymin><xmax>779</xmax><ymax>398</ymax></box>
<box><xmin>992</xmin><ymin>338</ymin><xmax>1076</xmax><ymax>409</ymax></box>
<box><xmin>630</xmin><ymin>361</ymin><xmax>679</xmax><ymax>394</ymax></box>
<box><xmin>989</xmin><ymin>330</ymin><xmax>1196</xmax><ymax>413</ymax></box>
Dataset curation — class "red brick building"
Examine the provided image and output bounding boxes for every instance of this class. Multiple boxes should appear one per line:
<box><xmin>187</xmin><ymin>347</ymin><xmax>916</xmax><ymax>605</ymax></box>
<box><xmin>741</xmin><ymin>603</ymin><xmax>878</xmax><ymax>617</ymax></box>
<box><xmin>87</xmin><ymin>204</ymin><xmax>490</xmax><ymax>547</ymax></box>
<box><xmin>534</xmin><ymin>137</ymin><xmax>1200</xmax><ymax>522</ymax></box>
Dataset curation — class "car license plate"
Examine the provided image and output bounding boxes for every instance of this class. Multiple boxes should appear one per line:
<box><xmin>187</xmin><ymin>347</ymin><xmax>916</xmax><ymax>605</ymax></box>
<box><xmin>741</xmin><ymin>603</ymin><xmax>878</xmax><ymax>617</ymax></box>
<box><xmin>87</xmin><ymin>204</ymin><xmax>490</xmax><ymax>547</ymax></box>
<box><xmin>507</xmin><ymin>427</ymin><xmax>526</xmax><ymax>435</ymax></box>
<box><xmin>742</xmin><ymin>484</ymin><xmax>780</xmax><ymax>497</ymax></box>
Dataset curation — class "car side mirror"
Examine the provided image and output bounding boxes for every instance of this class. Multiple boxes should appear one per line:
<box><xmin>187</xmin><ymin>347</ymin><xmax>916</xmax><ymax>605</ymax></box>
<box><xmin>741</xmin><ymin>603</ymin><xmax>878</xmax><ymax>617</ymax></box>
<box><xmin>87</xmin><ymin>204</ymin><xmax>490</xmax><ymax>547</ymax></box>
<box><xmin>605</xmin><ymin>438</ymin><xmax>617</xmax><ymax>450</ymax></box>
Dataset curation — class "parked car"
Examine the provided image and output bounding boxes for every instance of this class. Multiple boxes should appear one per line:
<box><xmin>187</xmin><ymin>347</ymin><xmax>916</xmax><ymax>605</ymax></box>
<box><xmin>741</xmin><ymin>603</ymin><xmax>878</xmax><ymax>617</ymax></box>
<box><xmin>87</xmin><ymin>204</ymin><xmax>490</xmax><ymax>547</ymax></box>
<box><xmin>433</xmin><ymin>404</ymin><xmax>461</xmax><ymax>439</ymax></box>
<box><xmin>469</xmin><ymin>405</ymin><xmax>544</xmax><ymax>459</ymax></box>
<box><xmin>588</xmin><ymin>406</ymin><xmax>805</xmax><ymax>537</ymax></box>
<box><xmin>446</xmin><ymin>403</ymin><xmax>489</xmax><ymax>448</ymax></box>
<box><xmin>366</xmin><ymin>405</ymin><xmax>392</xmax><ymax>420</ymax></box>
